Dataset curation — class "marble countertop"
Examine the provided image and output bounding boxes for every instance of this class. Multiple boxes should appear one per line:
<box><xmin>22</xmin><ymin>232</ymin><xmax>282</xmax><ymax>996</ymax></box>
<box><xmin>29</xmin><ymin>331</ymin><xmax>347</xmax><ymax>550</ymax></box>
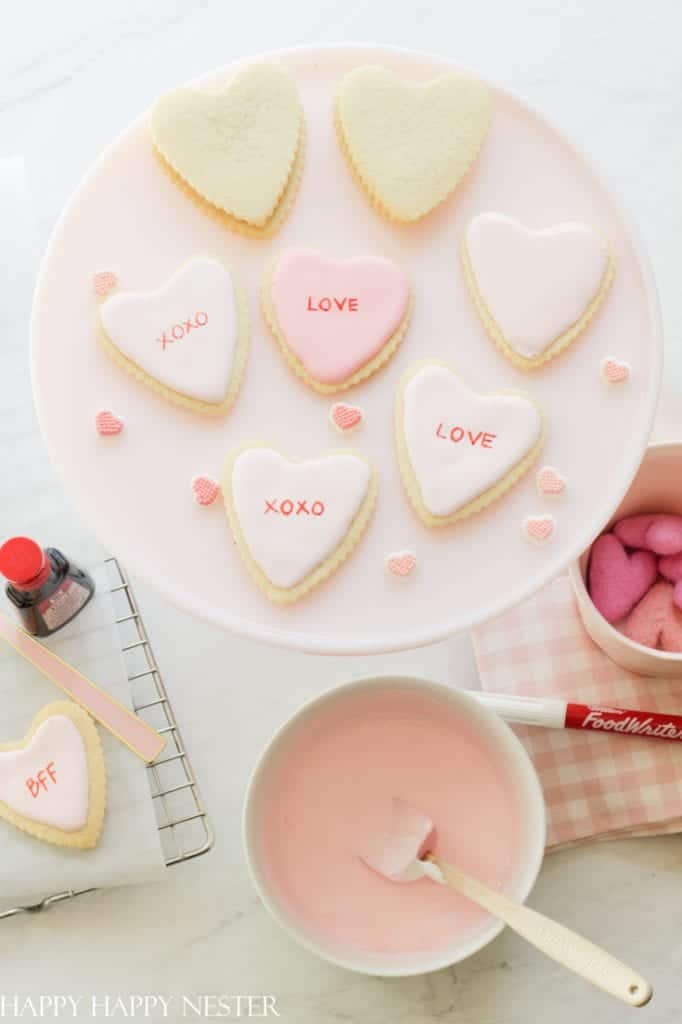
<box><xmin>3</xmin><ymin>2</ymin><xmax>682</xmax><ymax>1020</ymax></box>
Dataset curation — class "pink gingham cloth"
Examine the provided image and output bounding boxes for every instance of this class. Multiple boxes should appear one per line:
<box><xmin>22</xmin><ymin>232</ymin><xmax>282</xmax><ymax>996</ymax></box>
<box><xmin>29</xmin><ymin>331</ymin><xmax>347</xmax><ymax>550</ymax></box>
<box><xmin>472</xmin><ymin>575</ymin><xmax>682</xmax><ymax>850</ymax></box>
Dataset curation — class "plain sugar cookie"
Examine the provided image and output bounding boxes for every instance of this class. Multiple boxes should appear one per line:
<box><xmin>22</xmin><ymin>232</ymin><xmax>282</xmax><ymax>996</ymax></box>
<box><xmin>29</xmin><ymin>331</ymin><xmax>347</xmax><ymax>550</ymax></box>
<box><xmin>335</xmin><ymin>66</ymin><xmax>491</xmax><ymax>223</ymax></box>
<box><xmin>395</xmin><ymin>361</ymin><xmax>545</xmax><ymax>526</ymax></box>
<box><xmin>223</xmin><ymin>444</ymin><xmax>378</xmax><ymax>603</ymax></box>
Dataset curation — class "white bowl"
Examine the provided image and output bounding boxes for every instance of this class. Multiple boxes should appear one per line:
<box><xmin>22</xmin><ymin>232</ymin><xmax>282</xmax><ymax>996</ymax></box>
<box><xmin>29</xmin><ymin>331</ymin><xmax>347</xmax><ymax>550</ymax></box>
<box><xmin>570</xmin><ymin>441</ymin><xmax>682</xmax><ymax>676</ymax></box>
<box><xmin>243</xmin><ymin>676</ymin><xmax>546</xmax><ymax>976</ymax></box>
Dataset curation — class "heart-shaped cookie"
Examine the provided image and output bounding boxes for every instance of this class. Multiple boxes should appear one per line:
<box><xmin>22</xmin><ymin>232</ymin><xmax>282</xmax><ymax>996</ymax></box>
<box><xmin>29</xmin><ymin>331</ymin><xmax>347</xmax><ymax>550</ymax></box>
<box><xmin>462</xmin><ymin>214</ymin><xmax>614</xmax><ymax>369</ymax></box>
<box><xmin>0</xmin><ymin>702</ymin><xmax>105</xmax><ymax>849</ymax></box>
<box><xmin>264</xmin><ymin>247</ymin><xmax>411</xmax><ymax>393</ymax></box>
<box><xmin>151</xmin><ymin>64</ymin><xmax>303</xmax><ymax>234</ymax></box>
<box><xmin>223</xmin><ymin>446</ymin><xmax>377</xmax><ymax>603</ymax></box>
<box><xmin>98</xmin><ymin>258</ymin><xmax>248</xmax><ymax>414</ymax></box>
<box><xmin>335</xmin><ymin>66</ymin><xmax>491</xmax><ymax>223</ymax></box>
<box><xmin>395</xmin><ymin>362</ymin><xmax>545</xmax><ymax>526</ymax></box>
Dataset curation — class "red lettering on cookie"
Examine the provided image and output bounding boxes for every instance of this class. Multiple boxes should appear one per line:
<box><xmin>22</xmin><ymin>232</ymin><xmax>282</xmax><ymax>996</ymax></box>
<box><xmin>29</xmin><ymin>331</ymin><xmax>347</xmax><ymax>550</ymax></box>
<box><xmin>157</xmin><ymin>312</ymin><xmax>209</xmax><ymax>349</ymax></box>
<box><xmin>26</xmin><ymin>776</ymin><xmax>40</xmax><ymax>798</ymax></box>
<box><xmin>467</xmin><ymin>430</ymin><xmax>483</xmax><ymax>446</ymax></box>
<box><xmin>296</xmin><ymin>500</ymin><xmax>310</xmax><ymax>515</ymax></box>
<box><xmin>435</xmin><ymin>423</ymin><xmax>497</xmax><ymax>449</ymax></box>
<box><xmin>436</xmin><ymin>423</ymin><xmax>447</xmax><ymax>440</ymax></box>
<box><xmin>171</xmin><ymin>324</ymin><xmax>184</xmax><ymax>341</ymax></box>
<box><xmin>46</xmin><ymin>761</ymin><xmax>57</xmax><ymax>784</ymax></box>
<box><xmin>195</xmin><ymin>311</ymin><xmax>208</xmax><ymax>326</ymax></box>
<box><xmin>25</xmin><ymin>762</ymin><xmax>59</xmax><ymax>798</ymax></box>
<box><xmin>263</xmin><ymin>499</ymin><xmax>326</xmax><ymax>516</ymax></box>
<box><xmin>348</xmin><ymin>298</ymin><xmax>358</xmax><ymax>311</ymax></box>
<box><xmin>312</xmin><ymin>501</ymin><xmax>325</xmax><ymax>516</ymax></box>
<box><xmin>482</xmin><ymin>432</ymin><xmax>497</xmax><ymax>449</ymax></box>
<box><xmin>280</xmin><ymin>500</ymin><xmax>294</xmax><ymax>516</ymax></box>
<box><xmin>265</xmin><ymin>499</ymin><xmax>278</xmax><ymax>514</ymax></box>
<box><xmin>306</xmin><ymin>296</ymin><xmax>360</xmax><ymax>312</ymax></box>
<box><xmin>450</xmin><ymin>426</ymin><xmax>465</xmax><ymax>443</ymax></box>
<box><xmin>158</xmin><ymin>331</ymin><xmax>170</xmax><ymax>351</ymax></box>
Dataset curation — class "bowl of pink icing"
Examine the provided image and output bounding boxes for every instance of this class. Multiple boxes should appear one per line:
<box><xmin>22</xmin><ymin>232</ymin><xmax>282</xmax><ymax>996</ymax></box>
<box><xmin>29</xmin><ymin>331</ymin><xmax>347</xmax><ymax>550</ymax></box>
<box><xmin>570</xmin><ymin>441</ymin><xmax>682</xmax><ymax>676</ymax></box>
<box><xmin>243</xmin><ymin>676</ymin><xmax>546</xmax><ymax>975</ymax></box>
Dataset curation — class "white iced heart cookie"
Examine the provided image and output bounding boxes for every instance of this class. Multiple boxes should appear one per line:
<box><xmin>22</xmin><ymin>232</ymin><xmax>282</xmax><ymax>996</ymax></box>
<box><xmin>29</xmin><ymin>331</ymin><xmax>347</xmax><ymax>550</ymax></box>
<box><xmin>396</xmin><ymin>362</ymin><xmax>546</xmax><ymax>526</ymax></box>
<box><xmin>462</xmin><ymin>213</ymin><xmax>614</xmax><ymax>369</ymax></box>
<box><xmin>151</xmin><ymin>64</ymin><xmax>304</xmax><ymax>236</ymax></box>
<box><xmin>335</xmin><ymin>66</ymin><xmax>491</xmax><ymax>223</ymax></box>
<box><xmin>97</xmin><ymin>258</ymin><xmax>248</xmax><ymax>414</ymax></box>
<box><xmin>0</xmin><ymin>702</ymin><xmax>105</xmax><ymax>849</ymax></box>
<box><xmin>223</xmin><ymin>446</ymin><xmax>378</xmax><ymax>603</ymax></box>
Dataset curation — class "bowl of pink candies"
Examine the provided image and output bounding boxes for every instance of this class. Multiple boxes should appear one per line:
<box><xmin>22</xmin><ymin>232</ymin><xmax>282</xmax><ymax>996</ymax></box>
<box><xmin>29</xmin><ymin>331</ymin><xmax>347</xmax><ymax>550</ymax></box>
<box><xmin>570</xmin><ymin>442</ymin><xmax>682</xmax><ymax>675</ymax></box>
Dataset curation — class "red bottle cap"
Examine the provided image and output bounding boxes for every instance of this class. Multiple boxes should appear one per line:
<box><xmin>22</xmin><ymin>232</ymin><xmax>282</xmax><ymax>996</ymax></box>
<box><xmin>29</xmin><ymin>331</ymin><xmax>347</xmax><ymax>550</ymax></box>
<box><xmin>0</xmin><ymin>537</ymin><xmax>49</xmax><ymax>588</ymax></box>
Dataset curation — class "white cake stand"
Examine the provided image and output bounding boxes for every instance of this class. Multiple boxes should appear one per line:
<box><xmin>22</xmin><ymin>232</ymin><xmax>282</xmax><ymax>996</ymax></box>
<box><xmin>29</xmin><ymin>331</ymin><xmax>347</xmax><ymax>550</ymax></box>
<box><xmin>31</xmin><ymin>45</ymin><xmax>662</xmax><ymax>654</ymax></box>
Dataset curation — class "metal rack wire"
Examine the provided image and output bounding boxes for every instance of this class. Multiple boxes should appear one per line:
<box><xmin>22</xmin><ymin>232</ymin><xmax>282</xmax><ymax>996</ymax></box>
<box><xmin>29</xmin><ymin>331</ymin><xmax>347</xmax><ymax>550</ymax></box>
<box><xmin>1</xmin><ymin>558</ymin><xmax>213</xmax><ymax>918</ymax></box>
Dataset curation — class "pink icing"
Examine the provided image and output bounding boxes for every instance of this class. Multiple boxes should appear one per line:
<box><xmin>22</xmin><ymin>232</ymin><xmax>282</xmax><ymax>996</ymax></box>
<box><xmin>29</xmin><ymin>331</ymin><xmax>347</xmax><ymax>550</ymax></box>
<box><xmin>0</xmin><ymin>716</ymin><xmax>88</xmax><ymax>832</ymax></box>
<box><xmin>270</xmin><ymin>248</ymin><xmax>410</xmax><ymax>384</ymax></box>
<box><xmin>255</xmin><ymin>686</ymin><xmax>519</xmax><ymax>955</ymax></box>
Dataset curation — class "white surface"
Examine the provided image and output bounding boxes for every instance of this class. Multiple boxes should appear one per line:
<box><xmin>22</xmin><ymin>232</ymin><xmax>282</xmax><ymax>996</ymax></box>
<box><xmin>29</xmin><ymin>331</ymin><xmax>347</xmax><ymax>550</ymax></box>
<box><xmin>4</xmin><ymin>2</ymin><xmax>682</xmax><ymax>1020</ymax></box>
<box><xmin>30</xmin><ymin>44</ymin><xmax>661</xmax><ymax>654</ymax></box>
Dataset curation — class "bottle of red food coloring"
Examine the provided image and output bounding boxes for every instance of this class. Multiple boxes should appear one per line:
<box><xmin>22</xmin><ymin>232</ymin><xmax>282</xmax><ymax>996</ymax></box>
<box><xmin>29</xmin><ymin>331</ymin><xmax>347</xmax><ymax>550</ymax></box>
<box><xmin>0</xmin><ymin>537</ymin><xmax>95</xmax><ymax>637</ymax></box>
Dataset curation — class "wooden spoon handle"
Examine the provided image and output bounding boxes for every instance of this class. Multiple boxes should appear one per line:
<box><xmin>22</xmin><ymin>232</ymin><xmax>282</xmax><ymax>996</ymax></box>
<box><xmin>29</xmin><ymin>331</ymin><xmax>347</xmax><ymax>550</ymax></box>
<box><xmin>431</xmin><ymin>857</ymin><xmax>652</xmax><ymax>1007</ymax></box>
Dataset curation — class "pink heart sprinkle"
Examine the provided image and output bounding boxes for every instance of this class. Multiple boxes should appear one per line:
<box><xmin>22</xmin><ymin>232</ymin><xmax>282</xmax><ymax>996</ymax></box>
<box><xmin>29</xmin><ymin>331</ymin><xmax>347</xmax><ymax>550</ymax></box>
<box><xmin>93</xmin><ymin>271</ymin><xmax>118</xmax><ymax>297</ymax></box>
<box><xmin>95</xmin><ymin>409</ymin><xmax>124</xmax><ymax>436</ymax></box>
<box><xmin>524</xmin><ymin>516</ymin><xmax>555</xmax><ymax>543</ymax></box>
<box><xmin>192</xmin><ymin>476</ymin><xmax>221</xmax><ymax>506</ymax></box>
<box><xmin>386</xmin><ymin>551</ymin><xmax>417</xmax><ymax>577</ymax></box>
<box><xmin>601</xmin><ymin>358</ymin><xmax>630</xmax><ymax>384</ymax></box>
<box><xmin>330</xmin><ymin>403</ymin><xmax>363</xmax><ymax>432</ymax></box>
<box><xmin>537</xmin><ymin>466</ymin><xmax>566</xmax><ymax>497</ymax></box>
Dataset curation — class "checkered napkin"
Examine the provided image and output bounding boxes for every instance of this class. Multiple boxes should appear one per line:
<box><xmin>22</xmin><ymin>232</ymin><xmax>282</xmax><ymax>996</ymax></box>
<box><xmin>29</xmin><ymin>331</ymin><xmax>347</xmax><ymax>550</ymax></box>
<box><xmin>472</xmin><ymin>576</ymin><xmax>682</xmax><ymax>850</ymax></box>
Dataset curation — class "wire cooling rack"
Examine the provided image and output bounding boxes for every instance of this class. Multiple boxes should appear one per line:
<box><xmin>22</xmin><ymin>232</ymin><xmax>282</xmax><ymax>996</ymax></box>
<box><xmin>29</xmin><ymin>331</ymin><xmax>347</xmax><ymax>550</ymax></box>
<box><xmin>1</xmin><ymin>557</ymin><xmax>213</xmax><ymax>918</ymax></box>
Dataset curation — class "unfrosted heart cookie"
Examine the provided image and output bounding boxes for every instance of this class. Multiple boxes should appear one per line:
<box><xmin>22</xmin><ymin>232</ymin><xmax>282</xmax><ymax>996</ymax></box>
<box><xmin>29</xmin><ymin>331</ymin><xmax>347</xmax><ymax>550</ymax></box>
<box><xmin>395</xmin><ymin>362</ymin><xmax>545</xmax><ymax>526</ymax></box>
<box><xmin>462</xmin><ymin>214</ymin><xmax>614</xmax><ymax>370</ymax></box>
<box><xmin>0</xmin><ymin>702</ymin><xmax>105</xmax><ymax>849</ymax></box>
<box><xmin>335</xmin><ymin>66</ymin><xmax>491</xmax><ymax>223</ymax></box>
<box><xmin>97</xmin><ymin>257</ymin><xmax>248</xmax><ymax>414</ymax></box>
<box><xmin>151</xmin><ymin>64</ymin><xmax>304</xmax><ymax>237</ymax></box>
<box><xmin>263</xmin><ymin>247</ymin><xmax>412</xmax><ymax>393</ymax></box>
<box><xmin>223</xmin><ymin>445</ymin><xmax>377</xmax><ymax>603</ymax></box>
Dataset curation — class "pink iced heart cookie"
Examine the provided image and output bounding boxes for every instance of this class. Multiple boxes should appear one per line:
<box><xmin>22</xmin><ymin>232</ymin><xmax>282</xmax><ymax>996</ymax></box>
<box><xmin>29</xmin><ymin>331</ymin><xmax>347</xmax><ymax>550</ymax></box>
<box><xmin>536</xmin><ymin>466</ymin><xmax>566</xmax><ymax>497</ymax></box>
<box><xmin>386</xmin><ymin>551</ymin><xmax>417</xmax><ymax>577</ymax></box>
<box><xmin>524</xmin><ymin>515</ymin><xmax>555</xmax><ymax>543</ymax></box>
<box><xmin>622</xmin><ymin>581</ymin><xmax>682</xmax><ymax>652</ymax></box>
<box><xmin>601</xmin><ymin>358</ymin><xmax>630</xmax><ymax>384</ymax></box>
<box><xmin>588</xmin><ymin>533</ymin><xmax>658</xmax><ymax>623</ymax></box>
<box><xmin>264</xmin><ymin>247</ymin><xmax>412</xmax><ymax>394</ymax></box>
<box><xmin>0</xmin><ymin>702</ymin><xmax>105</xmax><ymax>849</ymax></box>
<box><xmin>95</xmin><ymin>409</ymin><xmax>124</xmax><ymax>436</ymax></box>
<box><xmin>93</xmin><ymin>271</ymin><xmax>118</xmax><ymax>297</ymax></box>
<box><xmin>462</xmin><ymin>213</ymin><xmax>614</xmax><ymax>369</ymax></box>
<box><xmin>330</xmin><ymin>402</ymin><xmax>363</xmax><ymax>433</ymax></box>
<box><xmin>192</xmin><ymin>475</ymin><xmax>220</xmax><ymax>506</ymax></box>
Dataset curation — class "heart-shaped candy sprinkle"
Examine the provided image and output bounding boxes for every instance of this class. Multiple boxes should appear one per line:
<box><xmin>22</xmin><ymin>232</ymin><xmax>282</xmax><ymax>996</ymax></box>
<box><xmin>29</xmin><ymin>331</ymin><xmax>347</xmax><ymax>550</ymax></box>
<box><xmin>95</xmin><ymin>409</ymin><xmax>124</xmax><ymax>436</ymax></box>
<box><xmin>93</xmin><ymin>271</ymin><xmax>118</xmax><ymax>297</ymax></box>
<box><xmin>524</xmin><ymin>515</ymin><xmax>555</xmax><ymax>544</ymax></box>
<box><xmin>386</xmin><ymin>551</ymin><xmax>417</xmax><ymax>577</ymax></box>
<box><xmin>601</xmin><ymin>358</ymin><xmax>630</xmax><ymax>384</ymax></box>
<box><xmin>192</xmin><ymin>476</ymin><xmax>221</xmax><ymax>506</ymax></box>
<box><xmin>536</xmin><ymin>466</ymin><xmax>566</xmax><ymax>497</ymax></box>
<box><xmin>330</xmin><ymin>403</ymin><xmax>363</xmax><ymax>432</ymax></box>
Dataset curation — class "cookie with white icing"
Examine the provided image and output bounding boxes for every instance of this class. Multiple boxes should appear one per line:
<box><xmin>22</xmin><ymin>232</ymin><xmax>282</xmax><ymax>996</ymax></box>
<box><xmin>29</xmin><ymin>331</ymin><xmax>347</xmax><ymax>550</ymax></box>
<box><xmin>223</xmin><ymin>445</ymin><xmax>378</xmax><ymax>603</ymax></box>
<box><xmin>335</xmin><ymin>66</ymin><xmax>491</xmax><ymax>223</ymax></box>
<box><xmin>395</xmin><ymin>361</ymin><xmax>546</xmax><ymax>526</ymax></box>
<box><xmin>462</xmin><ymin>213</ymin><xmax>614</xmax><ymax>370</ymax></box>
<box><xmin>97</xmin><ymin>257</ymin><xmax>248</xmax><ymax>415</ymax></box>
<box><xmin>262</xmin><ymin>247</ymin><xmax>412</xmax><ymax>393</ymax></box>
<box><xmin>151</xmin><ymin>64</ymin><xmax>305</xmax><ymax>238</ymax></box>
<box><xmin>0</xmin><ymin>702</ymin><xmax>105</xmax><ymax>849</ymax></box>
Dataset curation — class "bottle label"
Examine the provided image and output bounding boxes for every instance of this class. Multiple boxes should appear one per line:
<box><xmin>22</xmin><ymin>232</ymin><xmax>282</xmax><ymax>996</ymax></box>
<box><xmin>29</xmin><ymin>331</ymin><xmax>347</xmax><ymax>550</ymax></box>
<box><xmin>38</xmin><ymin>579</ymin><xmax>90</xmax><ymax>631</ymax></box>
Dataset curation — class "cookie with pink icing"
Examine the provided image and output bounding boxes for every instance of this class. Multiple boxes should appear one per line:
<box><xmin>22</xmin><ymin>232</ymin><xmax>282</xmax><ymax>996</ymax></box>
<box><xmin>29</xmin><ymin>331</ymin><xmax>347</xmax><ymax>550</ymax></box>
<box><xmin>97</xmin><ymin>257</ymin><xmax>248</xmax><ymax>414</ymax></box>
<box><xmin>263</xmin><ymin>247</ymin><xmax>412</xmax><ymax>394</ymax></box>
<box><xmin>462</xmin><ymin>213</ymin><xmax>614</xmax><ymax>370</ymax></box>
<box><xmin>0</xmin><ymin>702</ymin><xmax>105</xmax><ymax>849</ymax></box>
<box><xmin>222</xmin><ymin>444</ymin><xmax>378</xmax><ymax>603</ymax></box>
<box><xmin>395</xmin><ymin>361</ymin><xmax>545</xmax><ymax>527</ymax></box>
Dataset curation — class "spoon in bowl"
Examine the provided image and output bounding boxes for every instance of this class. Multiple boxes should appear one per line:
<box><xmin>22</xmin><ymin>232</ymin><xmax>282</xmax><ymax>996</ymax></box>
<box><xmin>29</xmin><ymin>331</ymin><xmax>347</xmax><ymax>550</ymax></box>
<box><xmin>359</xmin><ymin>799</ymin><xmax>652</xmax><ymax>1007</ymax></box>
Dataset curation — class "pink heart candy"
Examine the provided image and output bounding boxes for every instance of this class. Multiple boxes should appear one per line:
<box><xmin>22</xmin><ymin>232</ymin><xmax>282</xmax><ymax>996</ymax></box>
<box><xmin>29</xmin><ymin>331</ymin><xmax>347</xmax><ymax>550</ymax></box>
<box><xmin>588</xmin><ymin>533</ymin><xmax>657</xmax><ymax>623</ymax></box>
<box><xmin>524</xmin><ymin>516</ymin><xmax>555</xmax><ymax>543</ymax></box>
<box><xmin>192</xmin><ymin>476</ymin><xmax>221</xmax><ymax>506</ymax></box>
<box><xmin>93</xmin><ymin>271</ymin><xmax>118</xmax><ymax>297</ymax></box>
<box><xmin>536</xmin><ymin>466</ymin><xmax>566</xmax><ymax>497</ymax></box>
<box><xmin>615</xmin><ymin>514</ymin><xmax>682</xmax><ymax>554</ymax></box>
<box><xmin>386</xmin><ymin>551</ymin><xmax>416</xmax><ymax>577</ymax></box>
<box><xmin>622</xmin><ymin>581</ymin><xmax>682</xmax><ymax>652</ymax></box>
<box><xmin>601</xmin><ymin>358</ymin><xmax>630</xmax><ymax>384</ymax></box>
<box><xmin>95</xmin><ymin>409</ymin><xmax>124</xmax><ymax>436</ymax></box>
<box><xmin>330</xmin><ymin>402</ymin><xmax>363</xmax><ymax>432</ymax></box>
<box><xmin>659</xmin><ymin>552</ymin><xmax>682</xmax><ymax>583</ymax></box>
